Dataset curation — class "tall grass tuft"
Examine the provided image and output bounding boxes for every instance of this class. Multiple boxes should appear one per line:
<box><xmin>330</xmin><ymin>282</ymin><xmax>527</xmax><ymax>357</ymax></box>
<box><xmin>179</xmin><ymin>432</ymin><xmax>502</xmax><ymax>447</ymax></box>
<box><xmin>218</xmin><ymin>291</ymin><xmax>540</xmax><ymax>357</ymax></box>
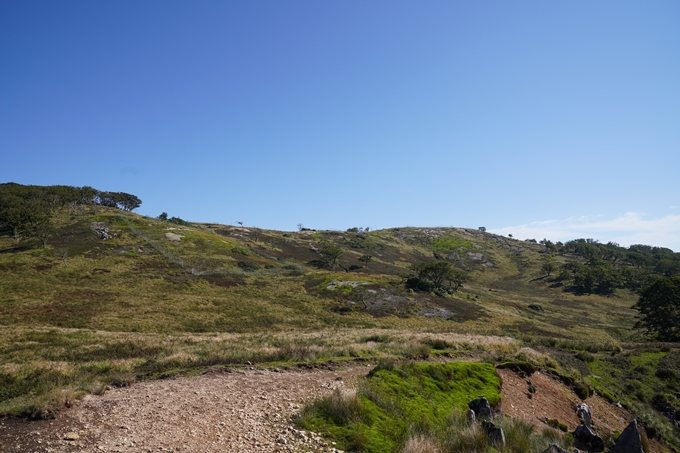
<box><xmin>402</xmin><ymin>434</ymin><xmax>440</xmax><ymax>453</ymax></box>
<box><xmin>301</xmin><ymin>388</ymin><xmax>363</xmax><ymax>426</ymax></box>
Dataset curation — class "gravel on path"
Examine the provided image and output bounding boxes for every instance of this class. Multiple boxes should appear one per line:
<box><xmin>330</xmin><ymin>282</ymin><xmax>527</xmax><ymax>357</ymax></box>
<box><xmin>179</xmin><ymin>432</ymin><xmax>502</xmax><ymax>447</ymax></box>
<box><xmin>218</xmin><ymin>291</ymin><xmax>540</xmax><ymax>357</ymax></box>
<box><xmin>0</xmin><ymin>365</ymin><xmax>370</xmax><ymax>453</ymax></box>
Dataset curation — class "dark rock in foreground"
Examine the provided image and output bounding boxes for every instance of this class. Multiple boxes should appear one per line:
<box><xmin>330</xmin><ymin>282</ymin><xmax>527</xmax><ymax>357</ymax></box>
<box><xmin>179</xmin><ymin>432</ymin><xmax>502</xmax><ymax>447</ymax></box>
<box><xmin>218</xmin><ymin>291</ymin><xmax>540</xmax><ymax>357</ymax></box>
<box><xmin>610</xmin><ymin>420</ymin><xmax>643</xmax><ymax>453</ymax></box>
<box><xmin>573</xmin><ymin>424</ymin><xmax>604</xmax><ymax>452</ymax></box>
<box><xmin>468</xmin><ymin>397</ymin><xmax>493</xmax><ymax>419</ymax></box>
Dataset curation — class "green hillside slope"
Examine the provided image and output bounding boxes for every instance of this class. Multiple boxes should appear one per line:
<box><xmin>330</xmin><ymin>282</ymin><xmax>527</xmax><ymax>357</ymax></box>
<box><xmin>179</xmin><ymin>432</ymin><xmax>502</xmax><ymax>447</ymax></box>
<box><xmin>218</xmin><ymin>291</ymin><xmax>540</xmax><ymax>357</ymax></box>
<box><xmin>1</xmin><ymin>184</ymin><xmax>680</xmax><ymax>449</ymax></box>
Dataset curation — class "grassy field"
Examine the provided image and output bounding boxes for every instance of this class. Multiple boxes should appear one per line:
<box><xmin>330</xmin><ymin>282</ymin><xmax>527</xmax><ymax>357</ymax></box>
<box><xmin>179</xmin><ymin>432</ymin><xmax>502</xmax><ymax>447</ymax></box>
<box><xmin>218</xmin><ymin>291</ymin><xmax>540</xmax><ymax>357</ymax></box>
<box><xmin>2</xmin><ymin>206</ymin><xmax>679</xmax><ymax>449</ymax></box>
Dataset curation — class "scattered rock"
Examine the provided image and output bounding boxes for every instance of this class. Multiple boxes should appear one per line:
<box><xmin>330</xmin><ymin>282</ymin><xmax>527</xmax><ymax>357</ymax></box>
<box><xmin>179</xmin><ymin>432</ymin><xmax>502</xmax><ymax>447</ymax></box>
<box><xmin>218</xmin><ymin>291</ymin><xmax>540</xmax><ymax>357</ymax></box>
<box><xmin>418</xmin><ymin>307</ymin><xmax>455</xmax><ymax>320</ymax></box>
<box><xmin>64</xmin><ymin>432</ymin><xmax>80</xmax><ymax>441</ymax></box>
<box><xmin>465</xmin><ymin>409</ymin><xmax>476</xmax><ymax>425</ymax></box>
<box><xmin>610</xmin><ymin>420</ymin><xmax>643</xmax><ymax>453</ymax></box>
<box><xmin>326</xmin><ymin>280</ymin><xmax>370</xmax><ymax>290</ymax></box>
<box><xmin>573</xmin><ymin>424</ymin><xmax>604</xmax><ymax>452</ymax></box>
<box><xmin>468</xmin><ymin>397</ymin><xmax>493</xmax><ymax>419</ymax></box>
<box><xmin>467</xmin><ymin>252</ymin><xmax>484</xmax><ymax>261</ymax></box>
<box><xmin>540</xmin><ymin>443</ymin><xmax>571</xmax><ymax>453</ymax></box>
<box><xmin>575</xmin><ymin>402</ymin><xmax>592</xmax><ymax>427</ymax></box>
<box><xmin>165</xmin><ymin>232</ymin><xmax>182</xmax><ymax>241</ymax></box>
<box><xmin>481</xmin><ymin>420</ymin><xmax>505</xmax><ymax>447</ymax></box>
<box><xmin>91</xmin><ymin>222</ymin><xmax>111</xmax><ymax>240</ymax></box>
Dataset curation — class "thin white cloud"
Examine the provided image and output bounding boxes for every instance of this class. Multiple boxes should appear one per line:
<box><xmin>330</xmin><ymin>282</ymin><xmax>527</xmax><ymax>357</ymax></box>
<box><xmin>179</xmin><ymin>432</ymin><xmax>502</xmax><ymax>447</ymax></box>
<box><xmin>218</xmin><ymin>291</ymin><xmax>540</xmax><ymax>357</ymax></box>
<box><xmin>490</xmin><ymin>212</ymin><xmax>680</xmax><ymax>252</ymax></box>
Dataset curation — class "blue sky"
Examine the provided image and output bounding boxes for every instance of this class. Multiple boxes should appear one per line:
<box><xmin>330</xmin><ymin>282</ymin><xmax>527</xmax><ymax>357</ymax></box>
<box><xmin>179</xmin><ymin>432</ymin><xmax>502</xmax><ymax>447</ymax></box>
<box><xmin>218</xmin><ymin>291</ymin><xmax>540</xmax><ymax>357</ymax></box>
<box><xmin>1</xmin><ymin>1</ymin><xmax>679</xmax><ymax>250</ymax></box>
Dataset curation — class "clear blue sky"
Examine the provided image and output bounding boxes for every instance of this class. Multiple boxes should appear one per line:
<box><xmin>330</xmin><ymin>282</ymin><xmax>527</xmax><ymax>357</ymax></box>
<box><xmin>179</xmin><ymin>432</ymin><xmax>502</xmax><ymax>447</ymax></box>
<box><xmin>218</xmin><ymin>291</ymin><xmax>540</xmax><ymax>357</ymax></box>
<box><xmin>1</xmin><ymin>1</ymin><xmax>679</xmax><ymax>250</ymax></box>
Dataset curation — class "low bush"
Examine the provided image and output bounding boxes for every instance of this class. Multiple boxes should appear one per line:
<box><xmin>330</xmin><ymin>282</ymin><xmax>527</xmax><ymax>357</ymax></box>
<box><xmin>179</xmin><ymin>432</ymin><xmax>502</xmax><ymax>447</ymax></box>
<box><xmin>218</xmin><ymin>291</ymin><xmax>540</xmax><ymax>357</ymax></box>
<box><xmin>575</xmin><ymin>351</ymin><xmax>595</xmax><ymax>363</ymax></box>
<box><xmin>237</xmin><ymin>261</ymin><xmax>260</xmax><ymax>272</ymax></box>
<box><xmin>573</xmin><ymin>381</ymin><xmax>591</xmax><ymax>400</ymax></box>
<box><xmin>546</xmin><ymin>418</ymin><xmax>568</xmax><ymax>432</ymax></box>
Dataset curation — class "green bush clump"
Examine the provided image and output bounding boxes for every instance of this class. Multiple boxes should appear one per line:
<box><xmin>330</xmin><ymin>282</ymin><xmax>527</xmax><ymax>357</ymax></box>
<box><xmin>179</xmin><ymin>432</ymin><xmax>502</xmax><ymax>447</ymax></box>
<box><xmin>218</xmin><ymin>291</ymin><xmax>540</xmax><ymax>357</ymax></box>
<box><xmin>528</xmin><ymin>303</ymin><xmax>544</xmax><ymax>311</ymax></box>
<box><xmin>237</xmin><ymin>261</ymin><xmax>260</xmax><ymax>272</ymax></box>
<box><xmin>424</xmin><ymin>338</ymin><xmax>451</xmax><ymax>350</ymax></box>
<box><xmin>496</xmin><ymin>361</ymin><xmax>538</xmax><ymax>375</ymax></box>
<box><xmin>546</xmin><ymin>418</ymin><xmax>568</xmax><ymax>432</ymax></box>
<box><xmin>575</xmin><ymin>351</ymin><xmax>595</xmax><ymax>363</ymax></box>
<box><xmin>231</xmin><ymin>246</ymin><xmax>251</xmax><ymax>256</ymax></box>
<box><xmin>573</xmin><ymin>381</ymin><xmax>591</xmax><ymax>400</ymax></box>
<box><xmin>362</xmin><ymin>335</ymin><xmax>391</xmax><ymax>343</ymax></box>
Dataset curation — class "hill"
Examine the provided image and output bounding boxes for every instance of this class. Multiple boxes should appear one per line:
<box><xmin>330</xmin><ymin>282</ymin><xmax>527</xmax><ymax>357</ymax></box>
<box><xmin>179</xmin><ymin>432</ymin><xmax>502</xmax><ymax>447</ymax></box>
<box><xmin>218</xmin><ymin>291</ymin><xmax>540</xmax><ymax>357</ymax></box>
<box><xmin>2</xmin><ymin>183</ymin><xmax>680</xmax><ymax>450</ymax></box>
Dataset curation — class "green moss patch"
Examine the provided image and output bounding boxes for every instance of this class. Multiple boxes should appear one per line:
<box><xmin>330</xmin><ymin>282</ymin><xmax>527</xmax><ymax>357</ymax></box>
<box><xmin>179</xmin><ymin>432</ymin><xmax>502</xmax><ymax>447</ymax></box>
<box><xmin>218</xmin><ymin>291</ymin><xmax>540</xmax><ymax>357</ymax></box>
<box><xmin>298</xmin><ymin>361</ymin><xmax>501</xmax><ymax>453</ymax></box>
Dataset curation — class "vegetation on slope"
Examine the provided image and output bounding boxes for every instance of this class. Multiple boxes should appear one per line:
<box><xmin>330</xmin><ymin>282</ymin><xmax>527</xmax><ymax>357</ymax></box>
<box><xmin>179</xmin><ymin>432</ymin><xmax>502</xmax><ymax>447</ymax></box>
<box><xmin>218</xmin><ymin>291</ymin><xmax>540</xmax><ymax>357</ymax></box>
<box><xmin>298</xmin><ymin>361</ymin><xmax>574</xmax><ymax>453</ymax></box>
<box><xmin>1</xmin><ymin>183</ymin><xmax>680</xmax><ymax>448</ymax></box>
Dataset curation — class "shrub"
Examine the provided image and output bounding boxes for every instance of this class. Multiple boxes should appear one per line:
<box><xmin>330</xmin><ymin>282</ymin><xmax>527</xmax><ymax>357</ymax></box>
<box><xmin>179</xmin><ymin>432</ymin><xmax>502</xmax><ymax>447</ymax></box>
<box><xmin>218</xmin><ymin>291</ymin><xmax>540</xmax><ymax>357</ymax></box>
<box><xmin>573</xmin><ymin>381</ymin><xmax>591</xmax><ymax>400</ymax></box>
<box><xmin>528</xmin><ymin>304</ymin><xmax>544</xmax><ymax>311</ymax></box>
<box><xmin>547</xmin><ymin>418</ymin><xmax>568</xmax><ymax>432</ymax></box>
<box><xmin>231</xmin><ymin>246</ymin><xmax>251</xmax><ymax>256</ymax></box>
<box><xmin>363</xmin><ymin>335</ymin><xmax>391</xmax><ymax>343</ymax></box>
<box><xmin>426</xmin><ymin>339</ymin><xmax>451</xmax><ymax>350</ymax></box>
<box><xmin>575</xmin><ymin>352</ymin><xmax>595</xmax><ymax>363</ymax></box>
<box><xmin>237</xmin><ymin>261</ymin><xmax>260</xmax><ymax>272</ymax></box>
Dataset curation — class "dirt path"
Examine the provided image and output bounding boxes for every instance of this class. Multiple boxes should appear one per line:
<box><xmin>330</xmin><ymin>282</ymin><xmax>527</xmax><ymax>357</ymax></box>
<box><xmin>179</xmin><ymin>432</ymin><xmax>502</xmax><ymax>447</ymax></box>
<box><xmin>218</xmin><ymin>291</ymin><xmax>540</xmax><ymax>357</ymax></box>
<box><xmin>0</xmin><ymin>365</ymin><xmax>370</xmax><ymax>453</ymax></box>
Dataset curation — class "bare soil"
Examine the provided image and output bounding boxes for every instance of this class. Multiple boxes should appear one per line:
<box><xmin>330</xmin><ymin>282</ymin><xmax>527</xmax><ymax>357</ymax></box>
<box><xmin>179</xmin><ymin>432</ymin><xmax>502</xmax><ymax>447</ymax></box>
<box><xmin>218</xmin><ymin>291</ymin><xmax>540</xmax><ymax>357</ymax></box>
<box><xmin>498</xmin><ymin>368</ymin><xmax>630</xmax><ymax>434</ymax></box>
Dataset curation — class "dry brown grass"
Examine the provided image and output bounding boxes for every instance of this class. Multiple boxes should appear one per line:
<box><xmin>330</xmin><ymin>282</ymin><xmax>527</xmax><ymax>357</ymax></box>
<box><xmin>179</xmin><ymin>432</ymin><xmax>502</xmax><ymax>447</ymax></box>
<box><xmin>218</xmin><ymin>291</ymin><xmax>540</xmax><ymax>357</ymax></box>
<box><xmin>402</xmin><ymin>434</ymin><xmax>440</xmax><ymax>453</ymax></box>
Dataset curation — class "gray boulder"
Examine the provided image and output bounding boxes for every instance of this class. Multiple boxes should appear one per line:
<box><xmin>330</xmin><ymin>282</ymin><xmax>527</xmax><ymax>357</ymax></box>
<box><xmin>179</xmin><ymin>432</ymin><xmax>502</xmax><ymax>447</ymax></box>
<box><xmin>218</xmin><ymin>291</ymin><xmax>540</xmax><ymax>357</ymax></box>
<box><xmin>575</xmin><ymin>402</ymin><xmax>592</xmax><ymax>427</ymax></box>
<box><xmin>465</xmin><ymin>409</ymin><xmax>476</xmax><ymax>425</ymax></box>
<box><xmin>610</xmin><ymin>420</ymin><xmax>643</xmax><ymax>453</ymax></box>
<box><xmin>573</xmin><ymin>424</ymin><xmax>604</xmax><ymax>452</ymax></box>
<box><xmin>481</xmin><ymin>420</ymin><xmax>505</xmax><ymax>447</ymax></box>
<box><xmin>468</xmin><ymin>397</ymin><xmax>493</xmax><ymax>419</ymax></box>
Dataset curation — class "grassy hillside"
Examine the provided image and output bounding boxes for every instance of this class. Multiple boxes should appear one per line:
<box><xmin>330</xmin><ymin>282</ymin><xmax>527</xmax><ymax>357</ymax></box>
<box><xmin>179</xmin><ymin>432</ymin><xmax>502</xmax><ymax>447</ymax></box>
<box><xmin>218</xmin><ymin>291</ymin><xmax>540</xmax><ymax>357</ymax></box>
<box><xmin>1</xmin><ymin>198</ymin><xmax>680</xmax><ymax>449</ymax></box>
<box><xmin>0</xmin><ymin>208</ymin><xmax>641</xmax><ymax>337</ymax></box>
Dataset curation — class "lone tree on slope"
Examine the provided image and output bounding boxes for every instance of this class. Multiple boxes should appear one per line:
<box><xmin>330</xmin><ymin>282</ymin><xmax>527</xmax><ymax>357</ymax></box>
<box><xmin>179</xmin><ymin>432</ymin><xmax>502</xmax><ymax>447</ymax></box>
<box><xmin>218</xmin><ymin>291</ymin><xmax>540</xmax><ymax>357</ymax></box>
<box><xmin>634</xmin><ymin>276</ymin><xmax>680</xmax><ymax>342</ymax></box>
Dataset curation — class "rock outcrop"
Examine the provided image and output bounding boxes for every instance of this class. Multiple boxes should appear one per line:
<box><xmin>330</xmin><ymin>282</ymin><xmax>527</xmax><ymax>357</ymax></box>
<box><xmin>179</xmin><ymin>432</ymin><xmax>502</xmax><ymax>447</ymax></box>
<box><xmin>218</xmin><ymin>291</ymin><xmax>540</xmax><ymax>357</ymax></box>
<box><xmin>468</xmin><ymin>397</ymin><xmax>493</xmax><ymax>419</ymax></box>
<box><xmin>481</xmin><ymin>420</ymin><xmax>505</xmax><ymax>447</ymax></box>
<box><xmin>610</xmin><ymin>420</ymin><xmax>643</xmax><ymax>453</ymax></box>
<box><xmin>573</xmin><ymin>424</ymin><xmax>604</xmax><ymax>452</ymax></box>
<box><xmin>575</xmin><ymin>402</ymin><xmax>592</xmax><ymax>427</ymax></box>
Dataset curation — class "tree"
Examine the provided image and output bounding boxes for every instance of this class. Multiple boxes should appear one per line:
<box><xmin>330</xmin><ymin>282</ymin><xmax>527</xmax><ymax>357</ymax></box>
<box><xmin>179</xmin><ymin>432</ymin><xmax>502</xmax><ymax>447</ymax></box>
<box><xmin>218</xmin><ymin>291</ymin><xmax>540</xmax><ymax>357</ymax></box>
<box><xmin>478</xmin><ymin>227</ymin><xmax>486</xmax><ymax>233</ymax></box>
<box><xmin>57</xmin><ymin>248</ymin><xmax>68</xmax><ymax>266</ymax></box>
<box><xmin>408</xmin><ymin>261</ymin><xmax>468</xmax><ymax>293</ymax></box>
<box><xmin>319</xmin><ymin>245</ymin><xmax>343</xmax><ymax>270</ymax></box>
<box><xmin>542</xmin><ymin>261</ymin><xmax>556</xmax><ymax>277</ymax></box>
<box><xmin>118</xmin><ymin>193</ymin><xmax>142</xmax><ymax>211</ymax></box>
<box><xmin>24</xmin><ymin>213</ymin><xmax>52</xmax><ymax>249</ymax></box>
<box><xmin>0</xmin><ymin>196</ymin><xmax>48</xmax><ymax>241</ymax></box>
<box><xmin>634</xmin><ymin>277</ymin><xmax>680</xmax><ymax>341</ymax></box>
<box><xmin>0</xmin><ymin>195</ymin><xmax>29</xmax><ymax>240</ymax></box>
<box><xmin>358</xmin><ymin>254</ymin><xmax>373</xmax><ymax>269</ymax></box>
<box><xmin>158</xmin><ymin>212</ymin><xmax>168</xmax><ymax>221</ymax></box>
